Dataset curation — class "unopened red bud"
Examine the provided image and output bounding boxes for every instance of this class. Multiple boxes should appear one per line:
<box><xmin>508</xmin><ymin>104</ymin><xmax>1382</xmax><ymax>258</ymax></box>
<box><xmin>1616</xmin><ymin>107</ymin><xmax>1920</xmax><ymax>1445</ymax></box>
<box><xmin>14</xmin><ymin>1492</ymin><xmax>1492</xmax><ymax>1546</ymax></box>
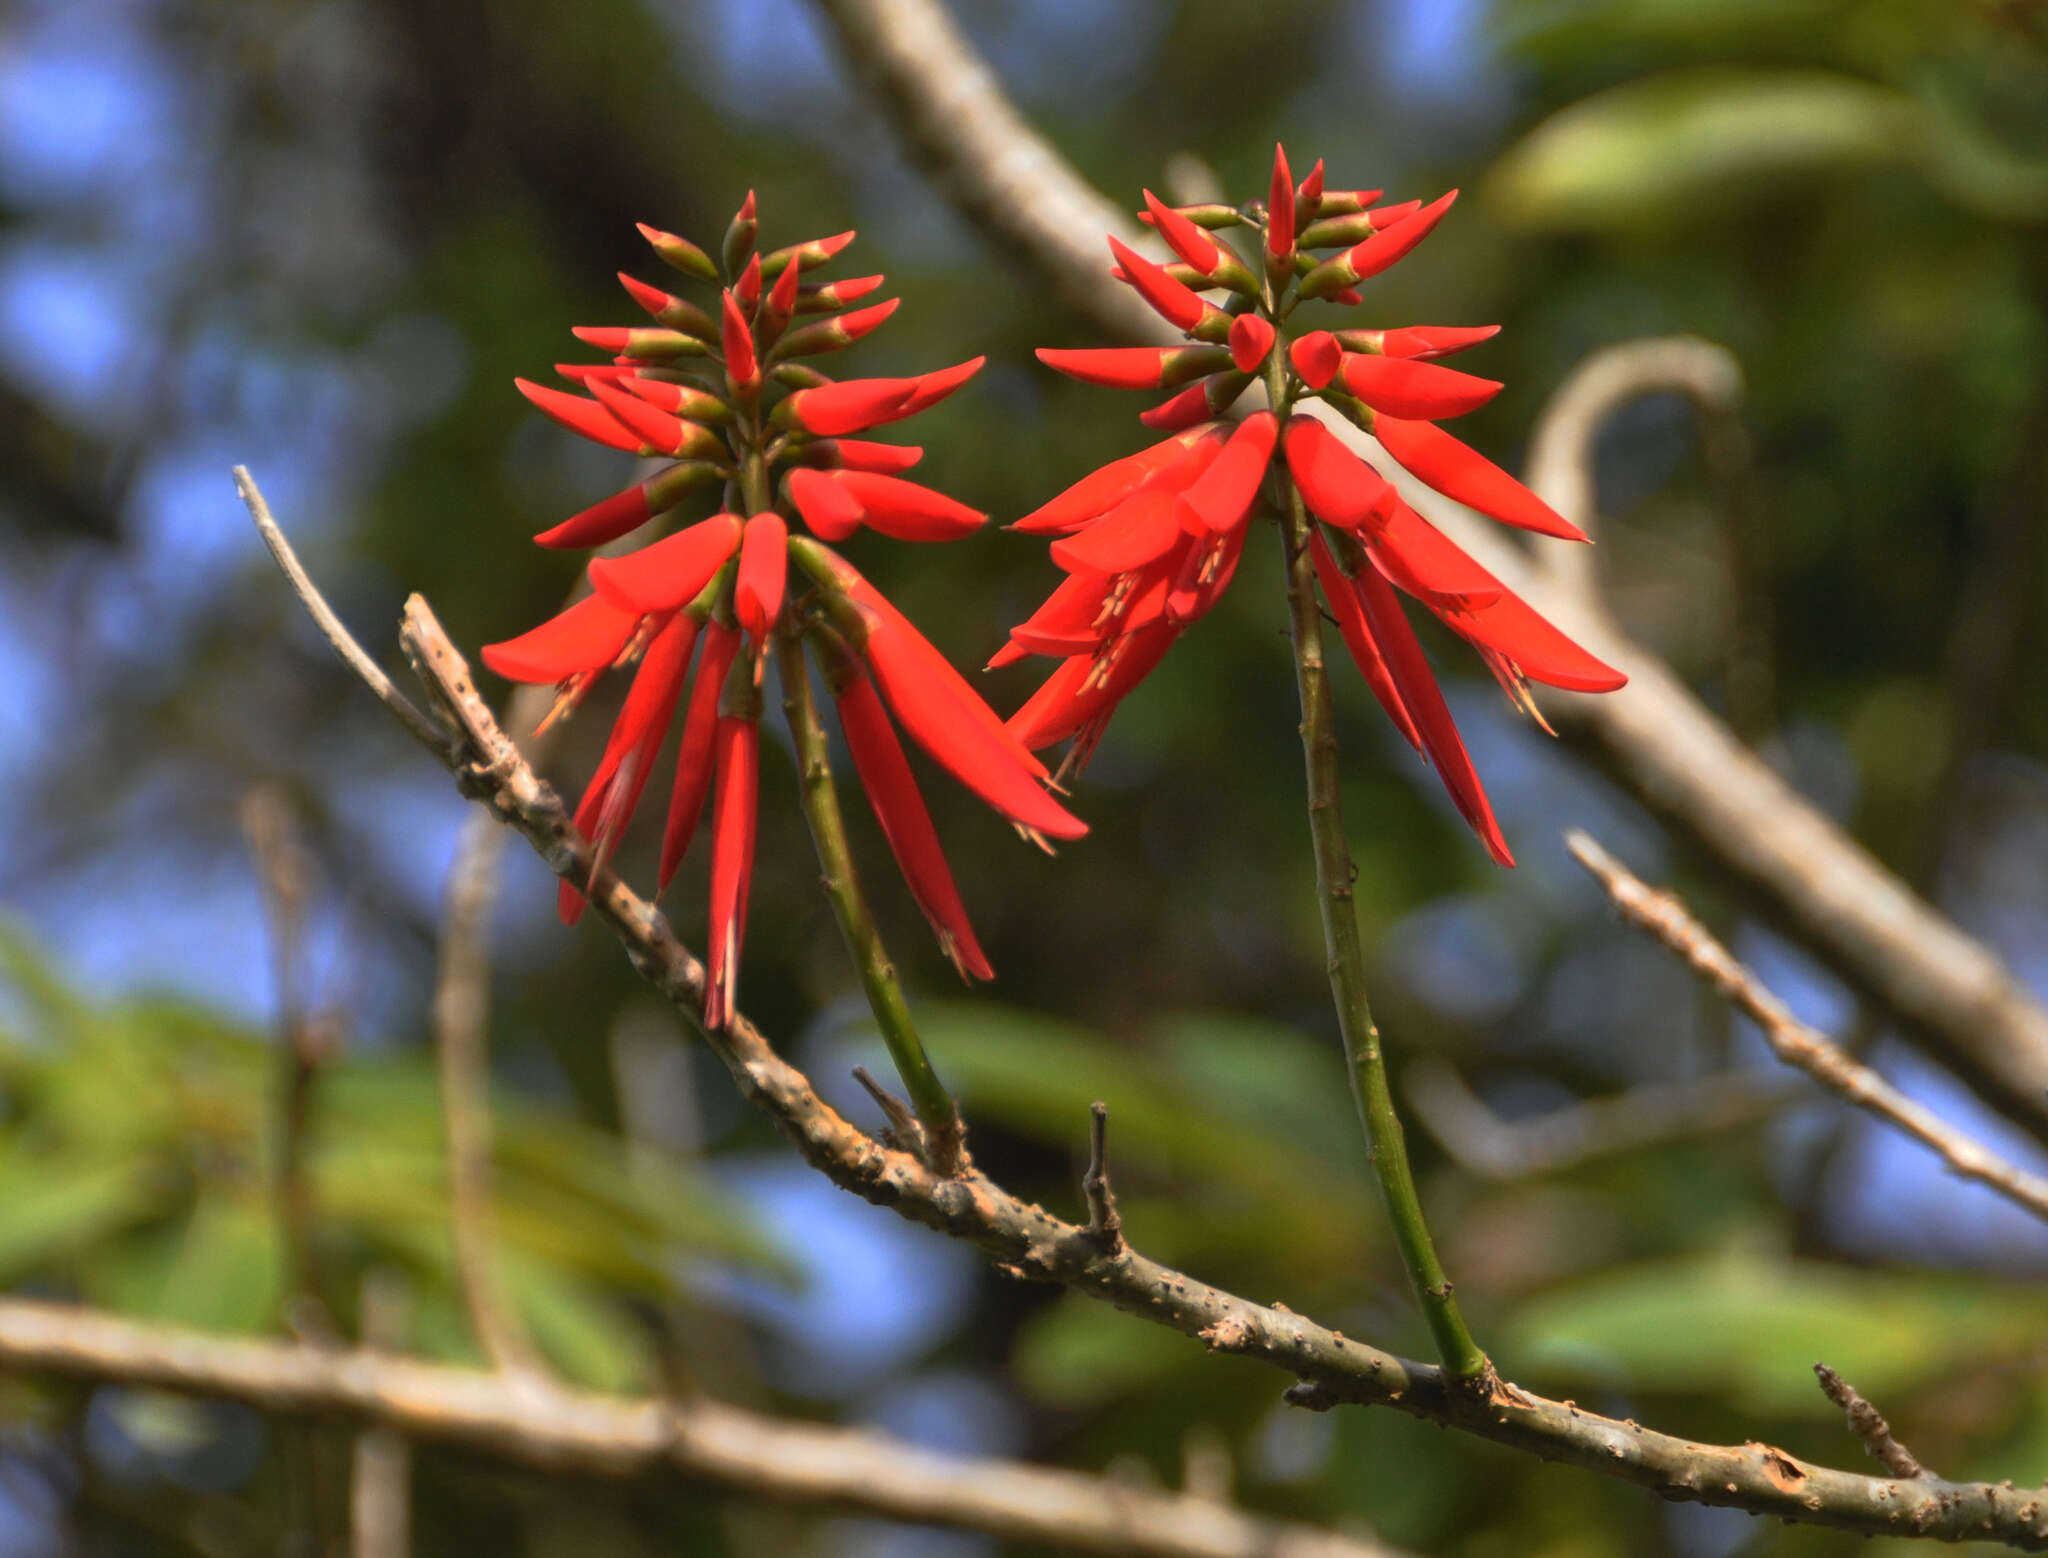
<box><xmin>619</xmin><ymin>376</ymin><xmax>734</xmax><ymax>425</ymax></box>
<box><xmin>767</xmin><ymin>252</ymin><xmax>802</xmax><ymax>319</ymax></box>
<box><xmin>592</xmin><ymin>511</ymin><xmax>747</xmax><ymax>615</ymax></box>
<box><xmin>761</xmin><ymin>229</ymin><xmax>855</xmax><ymax>280</ymax></box>
<box><xmin>722</xmin><ymin>190</ymin><xmax>758</xmax><ymax>280</ymax></box>
<box><xmin>735</xmin><ymin>512</ymin><xmax>789</xmax><ymax>644</ymax></box>
<box><xmin>771</xmin><ymin>363</ymin><xmax>834</xmax><ymax>391</ymax></box>
<box><xmin>1311</xmin><ymin>189</ymin><xmax>1385</xmax><ymax>217</ymax></box>
<box><xmin>776</xmin><ymin>358</ymin><xmax>981</xmax><ymax>434</ymax></box>
<box><xmin>1141</xmin><ymin>189</ymin><xmax>1221</xmax><ymax>274</ymax></box>
<box><xmin>1341</xmin><ymin>352</ymin><xmax>1501</xmax><ymax>420</ymax></box>
<box><xmin>1106</xmin><ymin>236</ymin><xmax>1212</xmax><ymax>334</ymax></box>
<box><xmin>1228</xmin><ymin>314</ymin><xmax>1275</xmax><ymax>374</ymax></box>
<box><xmin>588</xmin><ymin>377</ymin><xmax>726</xmax><ymax>458</ymax></box>
<box><xmin>637</xmin><ymin>221</ymin><xmax>721</xmax><ymax>282</ymax></box>
<box><xmin>1037</xmin><ymin>344</ymin><xmax>1230</xmax><ymax>390</ymax></box>
<box><xmin>1177</xmin><ymin>411</ymin><xmax>1277</xmax><ymax>535</ymax></box>
<box><xmin>771</xmin><ymin>298</ymin><xmax>900</xmax><ymax>360</ymax></box>
<box><xmin>1340</xmin><ymin>190</ymin><xmax>1457</xmax><ymax>283</ymax></box>
<box><xmin>798</xmin><ymin>438</ymin><xmax>922</xmax><ymax>475</ymax></box>
<box><xmin>1282</xmin><ymin>415</ymin><xmax>1396</xmax><ymax>531</ymax></box>
<box><xmin>572</xmin><ymin>326</ymin><xmax>710</xmax><ymax>361</ymax></box>
<box><xmin>1360</xmin><ymin>324</ymin><xmax>1503</xmax><ymax>360</ymax></box>
<box><xmin>1289</xmin><ymin>330</ymin><xmax>1343</xmax><ymax>389</ymax></box>
<box><xmin>1139</xmin><ymin>202</ymin><xmax>1243</xmax><ymax>230</ymax></box>
<box><xmin>1139</xmin><ymin>370</ymin><xmax>1251</xmax><ymax>430</ymax></box>
<box><xmin>735</xmin><ymin>253</ymin><xmax>762</xmax><ymax>310</ymax></box>
<box><xmin>795</xmin><ymin>274</ymin><xmax>885</xmax><ymax>313</ymax></box>
<box><xmin>535</xmin><ymin>460</ymin><xmax>728</xmax><ymax>548</ymax></box>
<box><xmin>515</xmin><ymin>377</ymin><xmax>640</xmax><ymax>452</ymax></box>
<box><xmin>721</xmin><ymin>290</ymin><xmax>759</xmax><ymax>390</ymax></box>
<box><xmin>618</xmin><ymin>273</ymin><xmax>717</xmax><ymax>339</ymax></box>
<box><xmin>1294</xmin><ymin>158</ymin><xmax>1326</xmax><ymax>228</ymax></box>
<box><xmin>1267</xmin><ymin>143</ymin><xmax>1296</xmax><ymax>261</ymax></box>
<box><xmin>552</xmin><ymin>362</ymin><xmax>642</xmax><ymax>382</ymax></box>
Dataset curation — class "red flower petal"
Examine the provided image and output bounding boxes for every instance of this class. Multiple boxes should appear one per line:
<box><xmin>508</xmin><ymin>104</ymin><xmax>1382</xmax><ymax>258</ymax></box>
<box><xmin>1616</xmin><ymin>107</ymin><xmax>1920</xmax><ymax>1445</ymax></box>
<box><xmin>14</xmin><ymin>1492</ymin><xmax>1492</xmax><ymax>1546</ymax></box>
<box><xmin>1036</xmin><ymin>345</ymin><xmax>1227</xmax><ymax>390</ymax></box>
<box><xmin>1267</xmin><ymin>143</ymin><xmax>1295</xmax><ymax>259</ymax></box>
<box><xmin>515</xmin><ymin>378</ymin><xmax>639</xmax><ymax>452</ymax></box>
<box><xmin>1282</xmin><ymin>414</ymin><xmax>1395</xmax><ymax>530</ymax></box>
<box><xmin>835</xmin><ymin>670</ymin><xmax>994</xmax><ymax>981</ymax></box>
<box><xmin>1341</xmin><ymin>353</ymin><xmax>1502</xmax><ymax>420</ymax></box>
<box><xmin>735</xmin><ymin>512</ymin><xmax>789</xmax><ymax>642</ymax></box>
<box><xmin>1368</xmin><ymin>500</ymin><xmax>1504</xmax><ymax>608</ymax></box>
<box><xmin>704</xmin><ymin>714</ymin><xmax>759</xmax><ymax>1028</ymax></box>
<box><xmin>1441</xmin><ymin>589</ymin><xmax>1627</xmax><ymax>693</ymax></box>
<box><xmin>721</xmin><ymin>290</ymin><xmax>758</xmax><ymax>387</ymax></box>
<box><xmin>787</xmin><ymin>467</ymin><xmax>868</xmax><ymax>541</ymax></box>
<box><xmin>798</xmin><ymin>438</ymin><xmax>923</xmax><ymax>475</ymax></box>
<box><xmin>1012</xmin><ymin>429</ymin><xmax>1211</xmax><ymax>535</ymax></box>
<box><xmin>1107</xmin><ymin>236</ymin><xmax>1208</xmax><ymax>332</ymax></box>
<box><xmin>588</xmin><ymin>376</ymin><xmax>692</xmax><ymax>454</ymax></box>
<box><xmin>1377</xmin><ymin>324</ymin><xmax>1501</xmax><ymax>360</ymax></box>
<box><xmin>1006</xmin><ymin>625</ymin><xmax>1181</xmax><ymax>751</ymax></box>
<box><xmin>1309</xmin><ymin>533</ymin><xmax>1420</xmax><ymax>751</ymax></box>
<box><xmin>1341</xmin><ymin>189</ymin><xmax>1457</xmax><ymax>281</ymax></box>
<box><xmin>660</xmin><ymin>622</ymin><xmax>741</xmax><ymax>888</ymax></box>
<box><xmin>1373</xmin><ymin>417</ymin><xmax>1587</xmax><ymax>541</ymax></box>
<box><xmin>481</xmin><ymin>593</ymin><xmax>640</xmax><ymax>684</ymax></box>
<box><xmin>1348</xmin><ymin>555</ymin><xmax>1512</xmax><ymax>866</ymax></box>
<box><xmin>1177</xmin><ymin>410</ymin><xmax>1278</xmax><ymax>535</ymax></box>
<box><xmin>1289</xmin><ymin>331</ymin><xmax>1343</xmax><ymax>390</ymax></box>
<box><xmin>782</xmin><ymin>358</ymin><xmax>982</xmax><ymax>435</ymax></box>
<box><xmin>842</xmin><ymin>471</ymin><xmax>987</xmax><ymax>542</ymax></box>
<box><xmin>1228</xmin><ymin>314</ymin><xmax>1275</xmax><ymax>374</ymax></box>
<box><xmin>1141</xmin><ymin>189</ymin><xmax>1220</xmax><ymax>274</ymax></box>
<box><xmin>1138</xmin><ymin>371</ymin><xmax>1249</xmax><ymax>430</ymax></box>
<box><xmin>768</xmin><ymin>252</ymin><xmax>801</xmax><ymax>317</ymax></box>
<box><xmin>735</xmin><ymin>253</ymin><xmax>762</xmax><ymax>310</ymax></box>
<box><xmin>535</xmin><ymin>484</ymin><xmax>652</xmax><ymax>550</ymax></box>
<box><xmin>1295</xmin><ymin>158</ymin><xmax>1326</xmax><ymax>226</ymax></box>
<box><xmin>842</xmin><ymin>574</ymin><xmax>1086</xmax><ymax>839</ymax></box>
<box><xmin>590</xmin><ymin>512</ymin><xmax>745</xmax><ymax>614</ymax></box>
<box><xmin>1050</xmin><ymin>436</ymin><xmax>1225</xmax><ymax>573</ymax></box>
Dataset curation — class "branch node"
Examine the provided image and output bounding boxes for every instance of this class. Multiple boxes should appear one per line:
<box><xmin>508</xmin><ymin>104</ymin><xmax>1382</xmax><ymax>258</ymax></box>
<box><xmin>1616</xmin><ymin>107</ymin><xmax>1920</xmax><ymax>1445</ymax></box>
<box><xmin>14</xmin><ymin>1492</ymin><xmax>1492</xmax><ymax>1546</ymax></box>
<box><xmin>853</xmin><ymin>1066</ymin><xmax>927</xmax><ymax>1159</ymax></box>
<box><xmin>1081</xmin><ymin>1100</ymin><xmax>1123</xmax><ymax>1252</ymax></box>
<box><xmin>1815</xmin><ymin>1363</ymin><xmax>1928</xmax><ymax>1480</ymax></box>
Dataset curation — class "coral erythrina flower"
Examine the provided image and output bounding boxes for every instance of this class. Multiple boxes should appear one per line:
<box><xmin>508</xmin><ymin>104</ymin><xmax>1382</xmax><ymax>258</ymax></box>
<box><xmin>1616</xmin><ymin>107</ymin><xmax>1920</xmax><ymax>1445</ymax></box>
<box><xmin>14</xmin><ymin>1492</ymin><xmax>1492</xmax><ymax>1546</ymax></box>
<box><xmin>482</xmin><ymin>194</ymin><xmax>1083</xmax><ymax>1026</ymax></box>
<box><xmin>998</xmin><ymin>146</ymin><xmax>1626</xmax><ymax>865</ymax></box>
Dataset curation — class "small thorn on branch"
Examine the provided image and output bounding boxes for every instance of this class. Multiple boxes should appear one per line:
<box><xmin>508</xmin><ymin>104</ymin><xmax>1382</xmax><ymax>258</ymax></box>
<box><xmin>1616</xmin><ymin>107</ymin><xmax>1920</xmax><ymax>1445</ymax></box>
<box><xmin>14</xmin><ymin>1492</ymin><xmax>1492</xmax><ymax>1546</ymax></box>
<box><xmin>1082</xmin><ymin>1101</ymin><xmax>1123</xmax><ymax>1251</ymax></box>
<box><xmin>1815</xmin><ymin>1362</ymin><xmax>1926</xmax><ymax>1479</ymax></box>
<box><xmin>853</xmin><ymin>1066</ymin><xmax>927</xmax><ymax>1158</ymax></box>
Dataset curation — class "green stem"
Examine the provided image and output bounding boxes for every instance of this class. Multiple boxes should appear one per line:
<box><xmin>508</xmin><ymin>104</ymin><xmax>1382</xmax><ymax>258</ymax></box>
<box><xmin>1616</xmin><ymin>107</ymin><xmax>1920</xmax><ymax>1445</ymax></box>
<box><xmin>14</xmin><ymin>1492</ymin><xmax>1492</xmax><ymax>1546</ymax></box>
<box><xmin>1275</xmin><ymin>474</ymin><xmax>1490</xmax><ymax>1386</ymax></box>
<box><xmin>772</xmin><ymin>629</ymin><xmax>966</xmax><ymax>1173</ymax></box>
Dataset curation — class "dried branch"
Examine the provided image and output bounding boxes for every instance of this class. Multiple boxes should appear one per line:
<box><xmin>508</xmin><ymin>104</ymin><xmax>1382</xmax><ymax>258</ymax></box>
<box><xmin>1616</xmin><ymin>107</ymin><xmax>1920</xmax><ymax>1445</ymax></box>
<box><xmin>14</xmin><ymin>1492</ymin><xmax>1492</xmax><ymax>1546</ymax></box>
<box><xmin>1082</xmin><ymin>1101</ymin><xmax>1123</xmax><ymax>1251</ymax></box>
<box><xmin>1402</xmin><ymin>1057</ymin><xmax>1800</xmax><ymax>1183</ymax></box>
<box><xmin>1815</xmin><ymin>1363</ymin><xmax>1928</xmax><ymax>1481</ymax></box>
<box><xmin>233</xmin><ymin>466</ymin><xmax>450</xmax><ymax>759</ymax></box>
<box><xmin>233</xmin><ymin>483</ymin><xmax>2048</xmax><ymax>1546</ymax></box>
<box><xmin>796</xmin><ymin>6</ymin><xmax>2048</xmax><ymax>1148</ymax></box>
<box><xmin>0</xmin><ymin>1297</ymin><xmax>1405</xmax><ymax>1558</ymax></box>
<box><xmin>1568</xmin><ymin>830</ymin><xmax>2048</xmax><ymax>1226</ymax></box>
<box><xmin>807</xmin><ymin>0</ymin><xmax>1171</xmax><ymax>344</ymax></box>
<box><xmin>432</xmin><ymin>796</ymin><xmax>536</xmax><ymax>1375</ymax></box>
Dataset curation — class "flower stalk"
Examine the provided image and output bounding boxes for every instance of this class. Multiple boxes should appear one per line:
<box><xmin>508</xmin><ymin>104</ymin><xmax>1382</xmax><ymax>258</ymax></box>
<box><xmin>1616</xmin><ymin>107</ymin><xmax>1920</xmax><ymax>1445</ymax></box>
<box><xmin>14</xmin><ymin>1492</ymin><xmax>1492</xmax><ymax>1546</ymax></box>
<box><xmin>774</xmin><ymin>628</ymin><xmax>966</xmax><ymax>1173</ymax></box>
<box><xmin>1277</xmin><ymin>471</ymin><xmax>1488</xmax><ymax>1385</ymax></box>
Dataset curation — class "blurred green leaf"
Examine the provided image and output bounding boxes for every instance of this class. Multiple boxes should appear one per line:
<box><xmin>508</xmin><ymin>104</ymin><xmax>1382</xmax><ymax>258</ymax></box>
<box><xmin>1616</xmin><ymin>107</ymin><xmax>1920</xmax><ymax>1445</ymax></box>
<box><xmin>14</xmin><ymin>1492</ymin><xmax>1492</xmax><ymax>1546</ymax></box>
<box><xmin>1502</xmin><ymin>1248</ymin><xmax>2048</xmax><ymax>1413</ymax></box>
<box><xmin>1487</xmin><ymin>68</ymin><xmax>1921</xmax><ymax>230</ymax></box>
<box><xmin>1013</xmin><ymin>1293</ymin><xmax>1196</xmax><ymax>1407</ymax></box>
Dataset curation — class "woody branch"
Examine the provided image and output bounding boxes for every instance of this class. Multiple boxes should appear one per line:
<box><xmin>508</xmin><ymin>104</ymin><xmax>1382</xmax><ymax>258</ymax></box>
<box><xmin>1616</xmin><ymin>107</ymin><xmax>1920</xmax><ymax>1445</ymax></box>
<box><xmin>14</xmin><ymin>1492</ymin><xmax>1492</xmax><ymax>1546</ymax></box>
<box><xmin>233</xmin><ymin>470</ymin><xmax>2048</xmax><ymax>1550</ymax></box>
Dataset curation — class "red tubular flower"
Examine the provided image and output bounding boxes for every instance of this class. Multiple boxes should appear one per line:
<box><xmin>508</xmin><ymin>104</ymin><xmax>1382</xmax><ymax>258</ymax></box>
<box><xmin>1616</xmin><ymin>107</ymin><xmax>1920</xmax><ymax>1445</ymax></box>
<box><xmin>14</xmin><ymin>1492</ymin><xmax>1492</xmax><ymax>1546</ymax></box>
<box><xmin>1006</xmin><ymin>150</ymin><xmax>1624</xmax><ymax>860</ymax></box>
<box><xmin>704</xmin><ymin>713</ymin><xmax>759</xmax><ymax>1029</ymax></box>
<box><xmin>483</xmin><ymin>204</ymin><xmax>1073</xmax><ymax>1013</ymax></box>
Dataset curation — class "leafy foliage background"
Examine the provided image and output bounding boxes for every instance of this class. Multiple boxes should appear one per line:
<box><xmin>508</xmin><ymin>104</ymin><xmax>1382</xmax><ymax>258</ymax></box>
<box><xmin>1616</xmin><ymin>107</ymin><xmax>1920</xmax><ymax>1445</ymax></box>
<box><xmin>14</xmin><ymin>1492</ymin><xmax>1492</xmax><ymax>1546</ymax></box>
<box><xmin>2</xmin><ymin>0</ymin><xmax>2047</xmax><ymax>1552</ymax></box>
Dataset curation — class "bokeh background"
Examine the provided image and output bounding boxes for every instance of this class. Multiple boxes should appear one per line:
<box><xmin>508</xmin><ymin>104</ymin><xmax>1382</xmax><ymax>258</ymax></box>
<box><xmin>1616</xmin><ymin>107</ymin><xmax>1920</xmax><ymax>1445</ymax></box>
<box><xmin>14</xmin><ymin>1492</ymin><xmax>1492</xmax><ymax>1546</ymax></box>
<box><xmin>3</xmin><ymin>0</ymin><xmax>2048</xmax><ymax>1552</ymax></box>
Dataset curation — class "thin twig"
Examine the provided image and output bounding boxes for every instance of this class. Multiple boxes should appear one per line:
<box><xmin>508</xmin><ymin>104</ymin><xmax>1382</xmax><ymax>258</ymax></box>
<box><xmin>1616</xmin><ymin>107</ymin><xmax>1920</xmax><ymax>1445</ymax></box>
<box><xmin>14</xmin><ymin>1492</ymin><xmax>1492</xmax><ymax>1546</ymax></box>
<box><xmin>244</xmin><ymin>494</ymin><xmax>2048</xmax><ymax>1546</ymax></box>
<box><xmin>0</xmin><ymin>1298</ymin><xmax>1406</xmax><ymax>1558</ymax></box>
<box><xmin>431</xmin><ymin>797</ymin><xmax>535</xmax><ymax>1374</ymax></box>
<box><xmin>794</xmin><ymin>2</ymin><xmax>2048</xmax><ymax>1148</ymax></box>
<box><xmin>1568</xmin><ymin>830</ymin><xmax>2048</xmax><ymax>1226</ymax></box>
<box><xmin>1815</xmin><ymin>1363</ymin><xmax>1927</xmax><ymax>1480</ymax></box>
<box><xmin>1402</xmin><ymin>1058</ymin><xmax>1802</xmax><ymax>1182</ymax></box>
<box><xmin>1082</xmin><ymin>1101</ymin><xmax>1122</xmax><ymax>1251</ymax></box>
<box><xmin>351</xmin><ymin>1271</ymin><xmax>412</xmax><ymax>1558</ymax></box>
<box><xmin>233</xmin><ymin>466</ymin><xmax>450</xmax><ymax>758</ymax></box>
<box><xmin>853</xmin><ymin>1065</ymin><xmax>928</xmax><ymax>1158</ymax></box>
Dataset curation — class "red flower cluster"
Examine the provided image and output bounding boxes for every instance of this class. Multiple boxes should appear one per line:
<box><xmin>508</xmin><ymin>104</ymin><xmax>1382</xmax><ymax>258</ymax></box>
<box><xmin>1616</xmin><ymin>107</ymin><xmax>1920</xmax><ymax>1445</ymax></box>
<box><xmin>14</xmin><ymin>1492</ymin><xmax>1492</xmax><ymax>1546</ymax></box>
<box><xmin>999</xmin><ymin>146</ymin><xmax>1626</xmax><ymax>865</ymax></box>
<box><xmin>483</xmin><ymin>194</ymin><xmax>1082</xmax><ymax>1024</ymax></box>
